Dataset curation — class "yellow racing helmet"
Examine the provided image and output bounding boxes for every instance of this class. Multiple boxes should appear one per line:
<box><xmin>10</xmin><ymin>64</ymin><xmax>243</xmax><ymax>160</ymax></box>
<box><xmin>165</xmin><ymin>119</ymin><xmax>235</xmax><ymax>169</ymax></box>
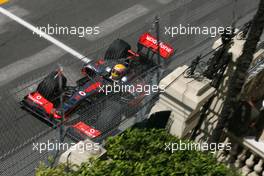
<box><xmin>111</xmin><ymin>64</ymin><xmax>127</xmax><ymax>80</ymax></box>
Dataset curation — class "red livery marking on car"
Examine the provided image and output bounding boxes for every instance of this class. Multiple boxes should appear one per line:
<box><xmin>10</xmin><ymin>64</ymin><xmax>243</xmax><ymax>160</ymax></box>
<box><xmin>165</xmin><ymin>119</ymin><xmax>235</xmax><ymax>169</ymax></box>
<box><xmin>28</xmin><ymin>92</ymin><xmax>44</xmax><ymax>105</ymax></box>
<box><xmin>85</xmin><ymin>82</ymin><xmax>102</xmax><ymax>93</ymax></box>
<box><xmin>138</xmin><ymin>32</ymin><xmax>174</xmax><ymax>59</ymax></box>
<box><xmin>73</xmin><ymin>122</ymin><xmax>101</xmax><ymax>138</ymax></box>
<box><xmin>53</xmin><ymin>112</ymin><xmax>61</xmax><ymax>119</ymax></box>
<box><xmin>75</xmin><ymin>95</ymin><xmax>81</xmax><ymax>100</ymax></box>
<box><xmin>95</xmin><ymin>58</ymin><xmax>105</xmax><ymax>67</ymax></box>
<box><xmin>128</xmin><ymin>50</ymin><xmax>140</xmax><ymax>57</ymax></box>
<box><xmin>28</xmin><ymin>92</ymin><xmax>54</xmax><ymax>114</ymax></box>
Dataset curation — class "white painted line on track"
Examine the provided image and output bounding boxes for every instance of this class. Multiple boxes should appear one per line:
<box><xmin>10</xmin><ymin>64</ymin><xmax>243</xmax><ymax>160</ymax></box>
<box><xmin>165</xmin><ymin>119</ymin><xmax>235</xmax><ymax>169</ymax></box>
<box><xmin>85</xmin><ymin>4</ymin><xmax>149</xmax><ymax>41</ymax></box>
<box><xmin>0</xmin><ymin>45</ymin><xmax>66</xmax><ymax>86</ymax></box>
<box><xmin>0</xmin><ymin>6</ymin><xmax>91</xmax><ymax>63</ymax></box>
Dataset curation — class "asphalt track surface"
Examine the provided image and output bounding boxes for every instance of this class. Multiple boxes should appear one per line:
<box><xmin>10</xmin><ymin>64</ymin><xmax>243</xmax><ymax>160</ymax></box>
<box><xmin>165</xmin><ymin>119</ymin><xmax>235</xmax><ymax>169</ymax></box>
<box><xmin>0</xmin><ymin>0</ymin><xmax>260</xmax><ymax>175</ymax></box>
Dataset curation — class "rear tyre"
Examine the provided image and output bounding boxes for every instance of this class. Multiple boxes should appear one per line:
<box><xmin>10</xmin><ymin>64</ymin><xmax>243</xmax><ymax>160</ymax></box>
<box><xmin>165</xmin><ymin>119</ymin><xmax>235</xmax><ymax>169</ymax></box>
<box><xmin>104</xmin><ymin>39</ymin><xmax>131</xmax><ymax>60</ymax></box>
<box><xmin>37</xmin><ymin>71</ymin><xmax>67</xmax><ymax>101</ymax></box>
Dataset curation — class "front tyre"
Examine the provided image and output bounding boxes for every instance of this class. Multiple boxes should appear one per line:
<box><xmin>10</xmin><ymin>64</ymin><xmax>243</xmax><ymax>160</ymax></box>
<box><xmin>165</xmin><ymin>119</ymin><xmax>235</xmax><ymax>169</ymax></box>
<box><xmin>37</xmin><ymin>71</ymin><xmax>67</xmax><ymax>101</ymax></box>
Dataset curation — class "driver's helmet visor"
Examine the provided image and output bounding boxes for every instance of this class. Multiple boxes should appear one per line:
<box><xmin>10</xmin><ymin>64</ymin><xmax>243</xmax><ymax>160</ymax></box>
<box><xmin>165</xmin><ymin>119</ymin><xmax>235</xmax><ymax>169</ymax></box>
<box><xmin>111</xmin><ymin>69</ymin><xmax>124</xmax><ymax>78</ymax></box>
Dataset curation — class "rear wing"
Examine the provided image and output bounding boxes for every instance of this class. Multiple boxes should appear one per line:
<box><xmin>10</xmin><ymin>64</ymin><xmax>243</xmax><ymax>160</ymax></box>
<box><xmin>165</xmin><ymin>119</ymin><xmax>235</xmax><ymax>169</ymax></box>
<box><xmin>138</xmin><ymin>32</ymin><xmax>174</xmax><ymax>59</ymax></box>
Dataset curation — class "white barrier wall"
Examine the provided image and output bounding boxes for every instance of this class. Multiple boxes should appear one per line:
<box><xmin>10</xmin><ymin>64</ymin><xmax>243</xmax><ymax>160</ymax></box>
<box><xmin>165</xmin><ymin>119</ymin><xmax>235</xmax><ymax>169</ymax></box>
<box><xmin>149</xmin><ymin>65</ymin><xmax>215</xmax><ymax>138</ymax></box>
